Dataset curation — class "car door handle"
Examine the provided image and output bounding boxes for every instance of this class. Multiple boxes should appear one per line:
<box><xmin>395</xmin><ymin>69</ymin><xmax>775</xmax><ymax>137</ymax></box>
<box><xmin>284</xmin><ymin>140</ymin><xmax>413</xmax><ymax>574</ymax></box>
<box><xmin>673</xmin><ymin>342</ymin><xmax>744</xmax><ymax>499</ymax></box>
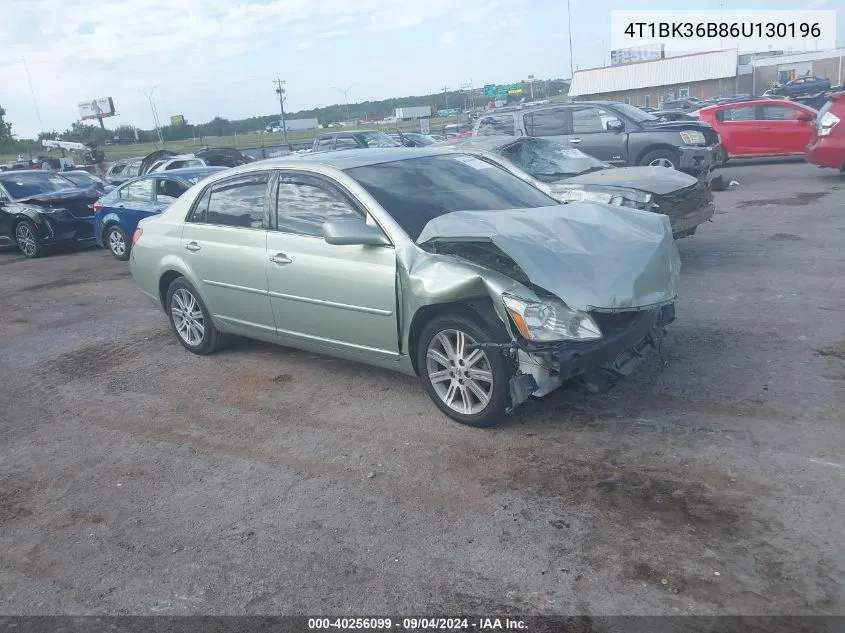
<box><xmin>569</xmin><ymin>138</ymin><xmax>582</xmax><ymax>144</ymax></box>
<box><xmin>269</xmin><ymin>253</ymin><xmax>292</xmax><ymax>265</ymax></box>
<box><xmin>184</xmin><ymin>242</ymin><xmax>201</xmax><ymax>252</ymax></box>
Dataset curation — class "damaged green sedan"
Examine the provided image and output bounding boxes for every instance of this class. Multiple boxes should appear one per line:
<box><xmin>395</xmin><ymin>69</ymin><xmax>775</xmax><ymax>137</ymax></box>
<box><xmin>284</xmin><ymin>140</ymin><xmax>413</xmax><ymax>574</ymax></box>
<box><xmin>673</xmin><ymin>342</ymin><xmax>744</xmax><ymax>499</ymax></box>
<box><xmin>129</xmin><ymin>148</ymin><xmax>681</xmax><ymax>427</ymax></box>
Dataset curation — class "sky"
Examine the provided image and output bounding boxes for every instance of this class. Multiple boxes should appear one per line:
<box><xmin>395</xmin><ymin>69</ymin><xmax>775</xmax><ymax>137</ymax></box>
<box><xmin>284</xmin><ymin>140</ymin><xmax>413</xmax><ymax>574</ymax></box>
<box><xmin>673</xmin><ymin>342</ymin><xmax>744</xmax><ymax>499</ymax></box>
<box><xmin>0</xmin><ymin>0</ymin><xmax>842</xmax><ymax>138</ymax></box>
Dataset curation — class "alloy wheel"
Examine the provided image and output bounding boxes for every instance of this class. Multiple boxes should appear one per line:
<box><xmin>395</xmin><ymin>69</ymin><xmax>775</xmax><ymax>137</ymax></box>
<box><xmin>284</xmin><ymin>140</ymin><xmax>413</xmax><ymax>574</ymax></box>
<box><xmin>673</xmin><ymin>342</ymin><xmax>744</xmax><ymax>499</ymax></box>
<box><xmin>649</xmin><ymin>157</ymin><xmax>676</xmax><ymax>169</ymax></box>
<box><xmin>425</xmin><ymin>329</ymin><xmax>494</xmax><ymax>415</ymax></box>
<box><xmin>108</xmin><ymin>229</ymin><xmax>126</xmax><ymax>257</ymax></box>
<box><xmin>15</xmin><ymin>223</ymin><xmax>36</xmax><ymax>257</ymax></box>
<box><xmin>171</xmin><ymin>288</ymin><xmax>205</xmax><ymax>346</ymax></box>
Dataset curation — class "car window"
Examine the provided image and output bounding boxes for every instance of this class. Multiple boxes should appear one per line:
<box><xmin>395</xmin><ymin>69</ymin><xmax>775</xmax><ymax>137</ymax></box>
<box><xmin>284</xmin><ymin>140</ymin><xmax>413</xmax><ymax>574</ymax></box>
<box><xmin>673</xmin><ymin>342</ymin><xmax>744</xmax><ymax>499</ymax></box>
<box><xmin>120</xmin><ymin>178</ymin><xmax>154</xmax><ymax>201</ymax></box>
<box><xmin>0</xmin><ymin>172</ymin><xmax>76</xmax><ymax>199</ymax></box>
<box><xmin>155</xmin><ymin>178</ymin><xmax>189</xmax><ymax>203</ymax></box>
<box><xmin>316</xmin><ymin>137</ymin><xmax>334</xmax><ymax>151</ymax></box>
<box><xmin>357</xmin><ymin>131</ymin><xmax>400</xmax><ymax>147</ymax></box>
<box><xmin>109</xmin><ymin>163</ymin><xmax>126</xmax><ymax>176</ymax></box>
<box><xmin>276</xmin><ymin>176</ymin><xmax>363</xmax><ymax>237</ymax></box>
<box><xmin>345</xmin><ymin>154</ymin><xmax>557</xmax><ymax>241</ymax></box>
<box><xmin>187</xmin><ymin>188</ymin><xmax>211</xmax><ymax>223</ymax></box>
<box><xmin>761</xmin><ymin>105</ymin><xmax>802</xmax><ymax>120</ymax></box>
<box><xmin>499</xmin><ymin>138</ymin><xmax>611</xmax><ymax>182</ymax></box>
<box><xmin>126</xmin><ymin>163</ymin><xmax>140</xmax><ymax>177</ymax></box>
<box><xmin>523</xmin><ymin>109</ymin><xmax>571</xmax><ymax>136</ymax></box>
<box><xmin>204</xmin><ymin>173</ymin><xmax>269</xmax><ymax>229</ymax></box>
<box><xmin>475</xmin><ymin>114</ymin><xmax>516</xmax><ymax>136</ymax></box>
<box><xmin>572</xmin><ymin>107</ymin><xmax>620</xmax><ymax>134</ymax></box>
<box><xmin>718</xmin><ymin>106</ymin><xmax>758</xmax><ymax>122</ymax></box>
<box><xmin>335</xmin><ymin>137</ymin><xmax>359</xmax><ymax>150</ymax></box>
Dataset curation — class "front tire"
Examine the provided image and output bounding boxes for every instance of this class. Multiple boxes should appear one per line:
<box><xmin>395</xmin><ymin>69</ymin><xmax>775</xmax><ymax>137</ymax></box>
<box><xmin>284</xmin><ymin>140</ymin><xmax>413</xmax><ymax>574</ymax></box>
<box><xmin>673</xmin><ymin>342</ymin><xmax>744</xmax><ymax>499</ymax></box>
<box><xmin>417</xmin><ymin>312</ymin><xmax>513</xmax><ymax>427</ymax></box>
<box><xmin>15</xmin><ymin>219</ymin><xmax>46</xmax><ymax>258</ymax></box>
<box><xmin>166</xmin><ymin>278</ymin><xmax>225</xmax><ymax>355</ymax></box>
<box><xmin>105</xmin><ymin>225</ymin><xmax>130</xmax><ymax>261</ymax></box>
<box><xmin>639</xmin><ymin>149</ymin><xmax>679</xmax><ymax>170</ymax></box>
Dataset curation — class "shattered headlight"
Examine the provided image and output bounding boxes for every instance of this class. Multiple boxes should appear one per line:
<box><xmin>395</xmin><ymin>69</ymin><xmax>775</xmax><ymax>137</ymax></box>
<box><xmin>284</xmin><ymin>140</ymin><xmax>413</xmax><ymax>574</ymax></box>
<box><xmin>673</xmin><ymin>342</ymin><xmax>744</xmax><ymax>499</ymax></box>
<box><xmin>553</xmin><ymin>187</ymin><xmax>655</xmax><ymax>211</ymax></box>
<box><xmin>502</xmin><ymin>295</ymin><xmax>602</xmax><ymax>342</ymax></box>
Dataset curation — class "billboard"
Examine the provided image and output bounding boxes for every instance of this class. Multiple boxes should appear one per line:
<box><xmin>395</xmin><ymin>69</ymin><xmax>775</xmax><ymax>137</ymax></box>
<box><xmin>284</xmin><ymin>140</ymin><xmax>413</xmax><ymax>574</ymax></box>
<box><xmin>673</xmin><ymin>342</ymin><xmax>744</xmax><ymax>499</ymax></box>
<box><xmin>170</xmin><ymin>114</ymin><xmax>186</xmax><ymax>127</ymax></box>
<box><xmin>610</xmin><ymin>44</ymin><xmax>665</xmax><ymax>66</ymax></box>
<box><xmin>78</xmin><ymin>97</ymin><xmax>116</xmax><ymax>120</ymax></box>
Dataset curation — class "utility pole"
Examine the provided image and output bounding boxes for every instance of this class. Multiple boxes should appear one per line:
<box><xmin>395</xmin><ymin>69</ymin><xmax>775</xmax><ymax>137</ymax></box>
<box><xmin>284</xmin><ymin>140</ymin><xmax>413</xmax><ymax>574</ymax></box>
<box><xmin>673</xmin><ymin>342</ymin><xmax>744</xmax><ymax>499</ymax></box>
<box><xmin>274</xmin><ymin>77</ymin><xmax>288</xmax><ymax>145</ymax></box>
<box><xmin>331</xmin><ymin>85</ymin><xmax>354</xmax><ymax>123</ymax></box>
<box><xmin>443</xmin><ymin>85</ymin><xmax>449</xmax><ymax>110</ymax></box>
<box><xmin>18</xmin><ymin>58</ymin><xmax>44</xmax><ymax>133</ymax></box>
<box><xmin>140</xmin><ymin>87</ymin><xmax>164</xmax><ymax>144</ymax></box>
<box><xmin>567</xmin><ymin>0</ymin><xmax>575</xmax><ymax>79</ymax></box>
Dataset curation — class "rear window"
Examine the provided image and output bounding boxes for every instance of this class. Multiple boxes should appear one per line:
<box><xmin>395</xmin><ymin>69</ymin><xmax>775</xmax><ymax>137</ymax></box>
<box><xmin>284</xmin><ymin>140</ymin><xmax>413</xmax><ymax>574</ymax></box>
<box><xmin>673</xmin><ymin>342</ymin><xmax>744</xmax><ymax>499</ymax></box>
<box><xmin>345</xmin><ymin>154</ymin><xmax>557</xmax><ymax>240</ymax></box>
<box><xmin>0</xmin><ymin>172</ymin><xmax>76</xmax><ymax>200</ymax></box>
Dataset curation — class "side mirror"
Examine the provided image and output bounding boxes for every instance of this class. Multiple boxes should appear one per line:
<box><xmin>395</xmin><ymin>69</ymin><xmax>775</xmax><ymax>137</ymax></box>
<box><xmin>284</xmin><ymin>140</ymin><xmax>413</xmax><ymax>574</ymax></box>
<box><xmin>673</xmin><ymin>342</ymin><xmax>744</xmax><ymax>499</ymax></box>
<box><xmin>606</xmin><ymin>119</ymin><xmax>624</xmax><ymax>132</ymax></box>
<box><xmin>323</xmin><ymin>218</ymin><xmax>390</xmax><ymax>246</ymax></box>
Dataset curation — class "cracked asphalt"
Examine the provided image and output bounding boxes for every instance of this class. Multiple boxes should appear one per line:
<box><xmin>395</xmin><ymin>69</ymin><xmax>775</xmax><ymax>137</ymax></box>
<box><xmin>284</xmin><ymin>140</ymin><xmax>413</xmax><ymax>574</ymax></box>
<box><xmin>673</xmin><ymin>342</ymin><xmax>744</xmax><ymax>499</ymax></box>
<box><xmin>1</xmin><ymin>160</ymin><xmax>844</xmax><ymax>616</ymax></box>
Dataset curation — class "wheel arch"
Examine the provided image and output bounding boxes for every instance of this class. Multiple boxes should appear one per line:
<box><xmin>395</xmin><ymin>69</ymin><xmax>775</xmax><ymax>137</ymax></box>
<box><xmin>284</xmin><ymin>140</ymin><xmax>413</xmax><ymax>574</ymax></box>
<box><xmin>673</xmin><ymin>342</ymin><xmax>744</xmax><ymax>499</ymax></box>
<box><xmin>407</xmin><ymin>297</ymin><xmax>510</xmax><ymax>376</ymax></box>
<box><xmin>158</xmin><ymin>270</ymin><xmax>184</xmax><ymax>311</ymax></box>
<box><xmin>633</xmin><ymin>143</ymin><xmax>681</xmax><ymax>166</ymax></box>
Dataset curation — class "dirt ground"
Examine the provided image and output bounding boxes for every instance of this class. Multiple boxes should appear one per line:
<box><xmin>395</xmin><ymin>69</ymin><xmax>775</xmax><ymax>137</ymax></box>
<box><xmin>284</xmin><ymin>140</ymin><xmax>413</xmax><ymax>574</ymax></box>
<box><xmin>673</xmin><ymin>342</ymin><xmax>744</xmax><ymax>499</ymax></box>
<box><xmin>1</xmin><ymin>160</ymin><xmax>844</xmax><ymax>616</ymax></box>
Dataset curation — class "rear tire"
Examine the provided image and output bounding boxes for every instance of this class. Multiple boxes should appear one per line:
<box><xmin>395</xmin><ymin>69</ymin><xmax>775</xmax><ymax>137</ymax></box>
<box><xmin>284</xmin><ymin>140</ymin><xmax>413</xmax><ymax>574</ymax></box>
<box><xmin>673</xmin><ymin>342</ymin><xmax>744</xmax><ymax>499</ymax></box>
<box><xmin>639</xmin><ymin>149</ymin><xmax>679</xmax><ymax>170</ymax></box>
<box><xmin>417</xmin><ymin>311</ymin><xmax>513</xmax><ymax>427</ymax></box>
<box><xmin>15</xmin><ymin>219</ymin><xmax>46</xmax><ymax>258</ymax></box>
<box><xmin>166</xmin><ymin>277</ymin><xmax>225</xmax><ymax>355</ymax></box>
<box><xmin>105</xmin><ymin>226</ymin><xmax>130</xmax><ymax>261</ymax></box>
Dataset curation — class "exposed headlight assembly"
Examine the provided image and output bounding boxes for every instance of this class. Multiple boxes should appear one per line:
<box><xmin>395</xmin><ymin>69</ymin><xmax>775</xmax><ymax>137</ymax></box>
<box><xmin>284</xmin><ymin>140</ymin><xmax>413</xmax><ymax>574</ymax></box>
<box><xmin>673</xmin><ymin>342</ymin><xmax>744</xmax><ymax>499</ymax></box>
<box><xmin>818</xmin><ymin>112</ymin><xmax>840</xmax><ymax>137</ymax></box>
<box><xmin>502</xmin><ymin>294</ymin><xmax>602</xmax><ymax>342</ymax></box>
<box><xmin>556</xmin><ymin>187</ymin><xmax>654</xmax><ymax>211</ymax></box>
<box><xmin>680</xmin><ymin>130</ymin><xmax>706</xmax><ymax>145</ymax></box>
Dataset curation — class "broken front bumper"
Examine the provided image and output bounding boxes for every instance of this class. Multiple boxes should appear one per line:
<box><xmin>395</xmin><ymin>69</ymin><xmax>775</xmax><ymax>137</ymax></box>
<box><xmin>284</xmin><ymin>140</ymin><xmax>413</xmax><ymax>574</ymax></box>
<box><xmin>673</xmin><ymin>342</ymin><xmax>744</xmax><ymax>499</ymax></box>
<box><xmin>508</xmin><ymin>304</ymin><xmax>675</xmax><ymax>412</ymax></box>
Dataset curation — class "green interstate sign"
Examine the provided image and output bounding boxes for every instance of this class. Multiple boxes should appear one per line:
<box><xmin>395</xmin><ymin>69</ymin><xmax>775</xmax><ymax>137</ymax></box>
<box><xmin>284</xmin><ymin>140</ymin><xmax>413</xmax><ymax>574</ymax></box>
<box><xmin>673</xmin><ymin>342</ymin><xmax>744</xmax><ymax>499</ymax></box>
<box><xmin>484</xmin><ymin>84</ymin><xmax>523</xmax><ymax>97</ymax></box>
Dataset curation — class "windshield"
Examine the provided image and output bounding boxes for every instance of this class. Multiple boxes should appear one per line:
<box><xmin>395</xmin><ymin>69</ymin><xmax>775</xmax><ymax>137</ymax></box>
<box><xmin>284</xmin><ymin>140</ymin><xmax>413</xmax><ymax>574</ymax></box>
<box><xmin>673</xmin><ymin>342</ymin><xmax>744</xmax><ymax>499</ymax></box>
<box><xmin>498</xmin><ymin>138</ymin><xmax>611</xmax><ymax>182</ymax></box>
<box><xmin>404</xmin><ymin>133</ymin><xmax>437</xmax><ymax>145</ymax></box>
<box><xmin>345</xmin><ymin>154</ymin><xmax>558</xmax><ymax>240</ymax></box>
<box><xmin>357</xmin><ymin>131</ymin><xmax>401</xmax><ymax>148</ymax></box>
<box><xmin>613</xmin><ymin>103</ymin><xmax>658</xmax><ymax>123</ymax></box>
<box><xmin>0</xmin><ymin>172</ymin><xmax>77</xmax><ymax>200</ymax></box>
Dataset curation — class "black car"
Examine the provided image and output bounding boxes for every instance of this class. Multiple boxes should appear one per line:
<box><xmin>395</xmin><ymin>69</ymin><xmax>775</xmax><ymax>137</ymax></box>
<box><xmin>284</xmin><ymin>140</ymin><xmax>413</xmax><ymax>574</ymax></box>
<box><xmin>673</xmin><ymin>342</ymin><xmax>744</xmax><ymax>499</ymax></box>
<box><xmin>0</xmin><ymin>171</ymin><xmax>99</xmax><ymax>258</ymax></box>
<box><xmin>452</xmin><ymin>136</ymin><xmax>715</xmax><ymax>239</ymax></box>
<box><xmin>472</xmin><ymin>101</ymin><xmax>721</xmax><ymax>182</ymax></box>
<box><xmin>312</xmin><ymin>130</ymin><xmax>401</xmax><ymax>152</ymax></box>
<box><xmin>61</xmin><ymin>170</ymin><xmax>115</xmax><ymax>194</ymax></box>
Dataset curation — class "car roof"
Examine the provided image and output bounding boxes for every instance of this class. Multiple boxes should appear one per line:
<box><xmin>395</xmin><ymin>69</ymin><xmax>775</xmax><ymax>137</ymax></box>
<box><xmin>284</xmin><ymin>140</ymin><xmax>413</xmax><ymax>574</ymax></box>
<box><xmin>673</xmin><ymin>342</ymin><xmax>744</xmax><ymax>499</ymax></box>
<box><xmin>248</xmin><ymin>147</ymin><xmax>457</xmax><ymax>171</ymax></box>
<box><xmin>124</xmin><ymin>166</ymin><xmax>227</xmax><ymax>183</ymax></box>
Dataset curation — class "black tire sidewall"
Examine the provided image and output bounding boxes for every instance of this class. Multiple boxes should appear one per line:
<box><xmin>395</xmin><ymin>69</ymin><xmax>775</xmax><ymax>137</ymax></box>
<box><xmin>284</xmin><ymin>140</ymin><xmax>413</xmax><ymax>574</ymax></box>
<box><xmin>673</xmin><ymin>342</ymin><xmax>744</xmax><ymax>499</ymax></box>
<box><xmin>416</xmin><ymin>312</ymin><xmax>512</xmax><ymax>427</ymax></box>
<box><xmin>640</xmin><ymin>149</ymin><xmax>679</xmax><ymax>170</ymax></box>
<box><xmin>16</xmin><ymin>219</ymin><xmax>44</xmax><ymax>258</ymax></box>
<box><xmin>106</xmin><ymin>225</ymin><xmax>130</xmax><ymax>261</ymax></box>
<box><xmin>165</xmin><ymin>278</ymin><xmax>219</xmax><ymax>355</ymax></box>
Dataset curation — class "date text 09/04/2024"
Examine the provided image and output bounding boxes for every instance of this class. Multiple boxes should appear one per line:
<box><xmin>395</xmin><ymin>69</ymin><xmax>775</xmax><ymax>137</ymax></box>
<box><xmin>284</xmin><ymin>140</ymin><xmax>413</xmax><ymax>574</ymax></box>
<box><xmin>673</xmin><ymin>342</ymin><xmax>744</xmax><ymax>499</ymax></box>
<box><xmin>623</xmin><ymin>21</ymin><xmax>821</xmax><ymax>39</ymax></box>
<box><xmin>307</xmin><ymin>617</ymin><xmax>528</xmax><ymax>630</ymax></box>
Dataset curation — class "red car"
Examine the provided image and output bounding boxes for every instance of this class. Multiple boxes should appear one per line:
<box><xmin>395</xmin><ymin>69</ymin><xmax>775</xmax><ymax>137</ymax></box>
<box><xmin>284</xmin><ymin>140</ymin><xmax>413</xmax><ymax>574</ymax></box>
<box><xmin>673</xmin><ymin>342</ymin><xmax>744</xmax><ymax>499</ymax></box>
<box><xmin>806</xmin><ymin>92</ymin><xmax>845</xmax><ymax>171</ymax></box>
<box><xmin>697</xmin><ymin>99</ymin><xmax>816</xmax><ymax>162</ymax></box>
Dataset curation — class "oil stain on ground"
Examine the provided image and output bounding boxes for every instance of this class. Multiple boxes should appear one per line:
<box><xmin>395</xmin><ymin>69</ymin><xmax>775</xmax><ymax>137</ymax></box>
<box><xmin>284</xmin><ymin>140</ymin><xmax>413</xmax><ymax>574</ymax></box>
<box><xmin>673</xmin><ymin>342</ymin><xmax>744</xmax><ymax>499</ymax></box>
<box><xmin>738</xmin><ymin>191</ymin><xmax>830</xmax><ymax>208</ymax></box>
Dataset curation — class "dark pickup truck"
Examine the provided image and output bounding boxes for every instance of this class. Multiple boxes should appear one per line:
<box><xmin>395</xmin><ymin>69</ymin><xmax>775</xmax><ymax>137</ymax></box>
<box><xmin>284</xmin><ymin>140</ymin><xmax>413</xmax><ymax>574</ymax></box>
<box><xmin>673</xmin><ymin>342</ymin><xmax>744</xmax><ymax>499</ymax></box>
<box><xmin>472</xmin><ymin>101</ymin><xmax>721</xmax><ymax>182</ymax></box>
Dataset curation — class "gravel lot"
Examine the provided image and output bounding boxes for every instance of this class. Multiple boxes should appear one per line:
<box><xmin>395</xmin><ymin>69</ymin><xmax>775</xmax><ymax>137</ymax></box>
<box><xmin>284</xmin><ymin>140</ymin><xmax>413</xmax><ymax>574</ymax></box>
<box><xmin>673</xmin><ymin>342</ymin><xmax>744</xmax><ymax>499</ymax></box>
<box><xmin>1</xmin><ymin>160</ymin><xmax>844</xmax><ymax>616</ymax></box>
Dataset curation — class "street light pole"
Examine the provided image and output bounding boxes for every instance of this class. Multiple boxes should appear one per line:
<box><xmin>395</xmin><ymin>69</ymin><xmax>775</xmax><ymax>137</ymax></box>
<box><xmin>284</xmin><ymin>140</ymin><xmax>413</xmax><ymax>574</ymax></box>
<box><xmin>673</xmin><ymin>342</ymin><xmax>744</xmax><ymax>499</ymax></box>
<box><xmin>331</xmin><ymin>85</ymin><xmax>354</xmax><ymax>122</ymax></box>
<box><xmin>140</xmin><ymin>87</ymin><xmax>164</xmax><ymax>144</ymax></box>
<box><xmin>567</xmin><ymin>0</ymin><xmax>575</xmax><ymax>79</ymax></box>
<box><xmin>18</xmin><ymin>58</ymin><xmax>44</xmax><ymax>133</ymax></box>
<box><xmin>274</xmin><ymin>77</ymin><xmax>289</xmax><ymax>145</ymax></box>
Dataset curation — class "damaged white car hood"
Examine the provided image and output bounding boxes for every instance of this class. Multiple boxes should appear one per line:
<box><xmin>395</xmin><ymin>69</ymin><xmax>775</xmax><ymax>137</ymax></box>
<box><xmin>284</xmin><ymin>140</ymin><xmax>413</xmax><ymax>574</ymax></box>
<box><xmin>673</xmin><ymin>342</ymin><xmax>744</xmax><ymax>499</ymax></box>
<box><xmin>415</xmin><ymin>202</ymin><xmax>681</xmax><ymax>312</ymax></box>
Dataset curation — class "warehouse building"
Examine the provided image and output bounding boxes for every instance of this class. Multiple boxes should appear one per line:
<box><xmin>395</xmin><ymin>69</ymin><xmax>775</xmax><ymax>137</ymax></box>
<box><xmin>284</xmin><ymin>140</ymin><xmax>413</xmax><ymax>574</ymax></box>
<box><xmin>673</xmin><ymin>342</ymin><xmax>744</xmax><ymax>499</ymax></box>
<box><xmin>568</xmin><ymin>50</ymin><xmax>745</xmax><ymax>108</ymax></box>
<box><xmin>568</xmin><ymin>48</ymin><xmax>845</xmax><ymax>108</ymax></box>
<box><xmin>750</xmin><ymin>48</ymin><xmax>845</xmax><ymax>93</ymax></box>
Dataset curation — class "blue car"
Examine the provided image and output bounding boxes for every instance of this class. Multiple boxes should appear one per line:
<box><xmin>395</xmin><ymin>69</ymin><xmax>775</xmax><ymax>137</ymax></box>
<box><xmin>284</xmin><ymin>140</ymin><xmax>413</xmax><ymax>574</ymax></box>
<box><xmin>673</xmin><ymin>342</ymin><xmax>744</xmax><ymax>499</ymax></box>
<box><xmin>770</xmin><ymin>76</ymin><xmax>831</xmax><ymax>98</ymax></box>
<box><xmin>94</xmin><ymin>167</ymin><xmax>226</xmax><ymax>260</ymax></box>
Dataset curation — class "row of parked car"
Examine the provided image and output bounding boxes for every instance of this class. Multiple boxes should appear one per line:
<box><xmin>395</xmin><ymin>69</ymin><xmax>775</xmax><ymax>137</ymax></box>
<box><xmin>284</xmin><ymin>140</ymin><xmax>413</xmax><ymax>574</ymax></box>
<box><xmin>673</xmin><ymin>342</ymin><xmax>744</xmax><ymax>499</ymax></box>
<box><xmin>1</xmin><ymin>92</ymin><xmax>840</xmax><ymax>427</ymax></box>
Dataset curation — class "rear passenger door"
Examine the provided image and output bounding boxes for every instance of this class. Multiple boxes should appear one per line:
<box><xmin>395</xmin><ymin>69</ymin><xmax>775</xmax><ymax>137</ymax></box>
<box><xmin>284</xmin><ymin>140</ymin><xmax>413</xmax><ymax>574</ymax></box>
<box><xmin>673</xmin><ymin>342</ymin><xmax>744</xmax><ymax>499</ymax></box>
<box><xmin>179</xmin><ymin>172</ymin><xmax>276</xmax><ymax>336</ymax></box>
<box><xmin>759</xmin><ymin>104</ymin><xmax>814</xmax><ymax>155</ymax></box>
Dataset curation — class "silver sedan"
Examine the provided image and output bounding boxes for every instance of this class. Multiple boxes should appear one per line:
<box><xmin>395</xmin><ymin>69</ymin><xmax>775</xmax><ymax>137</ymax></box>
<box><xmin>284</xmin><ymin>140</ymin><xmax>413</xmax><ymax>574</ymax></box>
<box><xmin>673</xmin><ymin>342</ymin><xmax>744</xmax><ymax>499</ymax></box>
<box><xmin>129</xmin><ymin>148</ymin><xmax>681</xmax><ymax>427</ymax></box>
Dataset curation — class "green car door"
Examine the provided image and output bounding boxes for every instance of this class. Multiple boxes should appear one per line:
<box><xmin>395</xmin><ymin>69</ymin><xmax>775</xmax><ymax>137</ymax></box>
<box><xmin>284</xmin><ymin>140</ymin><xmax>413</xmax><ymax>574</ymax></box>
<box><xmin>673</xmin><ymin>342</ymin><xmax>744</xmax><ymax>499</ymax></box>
<box><xmin>265</xmin><ymin>172</ymin><xmax>399</xmax><ymax>362</ymax></box>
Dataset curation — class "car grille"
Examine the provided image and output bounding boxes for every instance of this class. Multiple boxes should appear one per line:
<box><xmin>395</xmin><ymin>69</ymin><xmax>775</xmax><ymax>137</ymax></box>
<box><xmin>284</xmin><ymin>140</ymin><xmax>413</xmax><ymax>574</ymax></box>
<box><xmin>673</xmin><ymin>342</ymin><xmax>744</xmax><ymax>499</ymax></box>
<box><xmin>589</xmin><ymin>311</ymin><xmax>642</xmax><ymax>335</ymax></box>
<box><xmin>654</xmin><ymin>181</ymin><xmax>713</xmax><ymax>217</ymax></box>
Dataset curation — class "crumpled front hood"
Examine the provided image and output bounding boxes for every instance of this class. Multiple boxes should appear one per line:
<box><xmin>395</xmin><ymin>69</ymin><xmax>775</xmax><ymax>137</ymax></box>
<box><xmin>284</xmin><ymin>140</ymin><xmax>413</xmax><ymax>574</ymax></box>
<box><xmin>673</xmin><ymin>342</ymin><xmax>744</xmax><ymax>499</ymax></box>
<box><xmin>559</xmin><ymin>166</ymin><xmax>698</xmax><ymax>196</ymax></box>
<box><xmin>416</xmin><ymin>203</ymin><xmax>681</xmax><ymax>312</ymax></box>
<box><xmin>17</xmin><ymin>187</ymin><xmax>100</xmax><ymax>205</ymax></box>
